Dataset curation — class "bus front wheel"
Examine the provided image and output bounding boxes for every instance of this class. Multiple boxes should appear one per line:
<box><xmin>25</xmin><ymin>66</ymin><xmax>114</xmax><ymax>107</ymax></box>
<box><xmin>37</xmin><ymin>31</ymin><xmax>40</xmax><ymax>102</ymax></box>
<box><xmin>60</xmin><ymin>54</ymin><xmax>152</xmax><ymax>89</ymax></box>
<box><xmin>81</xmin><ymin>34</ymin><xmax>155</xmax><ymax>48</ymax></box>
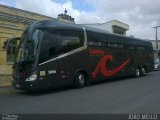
<box><xmin>74</xmin><ymin>72</ymin><xmax>86</xmax><ymax>88</ymax></box>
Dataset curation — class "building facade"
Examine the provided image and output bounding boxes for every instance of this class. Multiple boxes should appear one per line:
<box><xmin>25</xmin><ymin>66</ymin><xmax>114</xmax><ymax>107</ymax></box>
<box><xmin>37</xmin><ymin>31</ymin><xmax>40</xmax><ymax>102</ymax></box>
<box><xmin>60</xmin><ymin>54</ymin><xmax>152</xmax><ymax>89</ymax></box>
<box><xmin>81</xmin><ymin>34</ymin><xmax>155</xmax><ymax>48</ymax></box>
<box><xmin>57</xmin><ymin>9</ymin><xmax>75</xmax><ymax>23</ymax></box>
<box><xmin>82</xmin><ymin>20</ymin><xmax>129</xmax><ymax>35</ymax></box>
<box><xmin>0</xmin><ymin>4</ymin><xmax>56</xmax><ymax>74</ymax></box>
<box><xmin>149</xmin><ymin>40</ymin><xmax>160</xmax><ymax>60</ymax></box>
<box><xmin>149</xmin><ymin>40</ymin><xmax>160</xmax><ymax>51</ymax></box>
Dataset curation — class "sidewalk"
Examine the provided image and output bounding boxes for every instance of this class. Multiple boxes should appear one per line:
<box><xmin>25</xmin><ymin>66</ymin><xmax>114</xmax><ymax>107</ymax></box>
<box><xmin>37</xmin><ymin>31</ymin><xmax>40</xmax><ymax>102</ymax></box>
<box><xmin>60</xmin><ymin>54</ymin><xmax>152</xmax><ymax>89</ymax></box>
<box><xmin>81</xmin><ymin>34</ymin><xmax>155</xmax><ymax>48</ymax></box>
<box><xmin>0</xmin><ymin>75</ymin><xmax>12</xmax><ymax>87</ymax></box>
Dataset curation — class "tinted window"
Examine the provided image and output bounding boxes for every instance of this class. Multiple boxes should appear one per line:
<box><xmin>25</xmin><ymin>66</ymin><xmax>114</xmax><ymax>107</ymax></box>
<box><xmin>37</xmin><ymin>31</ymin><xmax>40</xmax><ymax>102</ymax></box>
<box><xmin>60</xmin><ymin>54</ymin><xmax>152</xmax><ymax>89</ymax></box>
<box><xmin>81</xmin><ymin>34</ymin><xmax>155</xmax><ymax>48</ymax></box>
<box><xmin>39</xmin><ymin>29</ymin><xmax>84</xmax><ymax>63</ymax></box>
<box><xmin>137</xmin><ymin>46</ymin><xmax>145</xmax><ymax>50</ymax></box>
<box><xmin>108</xmin><ymin>43</ymin><xmax>124</xmax><ymax>48</ymax></box>
<box><xmin>127</xmin><ymin>45</ymin><xmax>135</xmax><ymax>50</ymax></box>
<box><xmin>56</xmin><ymin>29</ymin><xmax>84</xmax><ymax>55</ymax></box>
<box><xmin>87</xmin><ymin>31</ymin><xmax>107</xmax><ymax>45</ymax></box>
<box><xmin>39</xmin><ymin>29</ymin><xmax>57</xmax><ymax>63</ymax></box>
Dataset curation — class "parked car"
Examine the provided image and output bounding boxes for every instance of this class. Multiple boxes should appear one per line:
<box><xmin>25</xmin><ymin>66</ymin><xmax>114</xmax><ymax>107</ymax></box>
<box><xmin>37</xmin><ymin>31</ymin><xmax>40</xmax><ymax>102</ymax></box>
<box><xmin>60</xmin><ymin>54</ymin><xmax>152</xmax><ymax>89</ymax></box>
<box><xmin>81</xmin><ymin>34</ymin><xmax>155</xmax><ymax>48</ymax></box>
<box><xmin>154</xmin><ymin>60</ymin><xmax>160</xmax><ymax>71</ymax></box>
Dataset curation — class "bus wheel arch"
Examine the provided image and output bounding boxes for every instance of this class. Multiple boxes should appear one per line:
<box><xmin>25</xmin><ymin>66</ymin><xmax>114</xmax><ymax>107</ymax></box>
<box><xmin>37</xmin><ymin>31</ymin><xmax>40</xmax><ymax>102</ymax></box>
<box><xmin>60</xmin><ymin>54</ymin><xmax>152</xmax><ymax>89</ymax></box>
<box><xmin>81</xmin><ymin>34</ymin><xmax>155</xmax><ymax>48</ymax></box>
<box><xmin>74</xmin><ymin>70</ymin><xmax>89</xmax><ymax>88</ymax></box>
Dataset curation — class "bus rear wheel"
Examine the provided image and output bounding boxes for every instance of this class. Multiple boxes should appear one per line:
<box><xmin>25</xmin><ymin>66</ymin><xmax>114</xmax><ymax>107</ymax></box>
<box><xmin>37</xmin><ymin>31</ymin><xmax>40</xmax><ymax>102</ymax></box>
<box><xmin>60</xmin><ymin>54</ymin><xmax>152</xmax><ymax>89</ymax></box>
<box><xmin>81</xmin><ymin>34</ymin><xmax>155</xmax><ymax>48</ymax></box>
<box><xmin>74</xmin><ymin>72</ymin><xmax>86</xmax><ymax>88</ymax></box>
<box><xmin>135</xmin><ymin>67</ymin><xmax>140</xmax><ymax>77</ymax></box>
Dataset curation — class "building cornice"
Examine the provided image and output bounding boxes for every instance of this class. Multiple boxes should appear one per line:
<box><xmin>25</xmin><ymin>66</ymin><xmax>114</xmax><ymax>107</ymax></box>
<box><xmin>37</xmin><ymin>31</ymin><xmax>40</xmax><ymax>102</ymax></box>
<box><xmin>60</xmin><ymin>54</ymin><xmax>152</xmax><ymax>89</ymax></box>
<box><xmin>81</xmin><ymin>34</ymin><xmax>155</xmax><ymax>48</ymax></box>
<box><xmin>0</xmin><ymin>4</ymin><xmax>56</xmax><ymax>20</ymax></box>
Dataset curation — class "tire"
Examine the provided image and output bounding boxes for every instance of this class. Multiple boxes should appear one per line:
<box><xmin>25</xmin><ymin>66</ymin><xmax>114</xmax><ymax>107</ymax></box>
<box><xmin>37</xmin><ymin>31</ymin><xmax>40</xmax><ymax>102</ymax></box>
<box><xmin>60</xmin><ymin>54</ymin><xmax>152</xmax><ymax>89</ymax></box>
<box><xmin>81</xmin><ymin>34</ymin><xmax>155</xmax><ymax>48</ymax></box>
<box><xmin>74</xmin><ymin>72</ymin><xmax>86</xmax><ymax>88</ymax></box>
<box><xmin>135</xmin><ymin>67</ymin><xmax>140</xmax><ymax>77</ymax></box>
<box><xmin>140</xmin><ymin>67</ymin><xmax>146</xmax><ymax>76</ymax></box>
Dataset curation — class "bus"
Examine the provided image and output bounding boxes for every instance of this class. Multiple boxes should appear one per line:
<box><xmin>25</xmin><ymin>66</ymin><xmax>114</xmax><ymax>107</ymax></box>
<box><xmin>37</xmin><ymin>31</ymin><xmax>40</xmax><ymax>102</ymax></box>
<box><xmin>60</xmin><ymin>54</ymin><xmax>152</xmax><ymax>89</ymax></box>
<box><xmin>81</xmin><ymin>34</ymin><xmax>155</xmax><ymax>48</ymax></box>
<box><xmin>11</xmin><ymin>20</ymin><xmax>154</xmax><ymax>91</ymax></box>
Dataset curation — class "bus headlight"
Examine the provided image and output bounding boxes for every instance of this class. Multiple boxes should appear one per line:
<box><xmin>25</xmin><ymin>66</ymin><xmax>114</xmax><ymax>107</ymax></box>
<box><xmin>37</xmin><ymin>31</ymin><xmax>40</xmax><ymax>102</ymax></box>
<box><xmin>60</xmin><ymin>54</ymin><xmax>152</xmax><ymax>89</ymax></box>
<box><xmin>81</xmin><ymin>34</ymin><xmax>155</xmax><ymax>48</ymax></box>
<box><xmin>26</xmin><ymin>74</ymin><xmax>37</xmax><ymax>81</ymax></box>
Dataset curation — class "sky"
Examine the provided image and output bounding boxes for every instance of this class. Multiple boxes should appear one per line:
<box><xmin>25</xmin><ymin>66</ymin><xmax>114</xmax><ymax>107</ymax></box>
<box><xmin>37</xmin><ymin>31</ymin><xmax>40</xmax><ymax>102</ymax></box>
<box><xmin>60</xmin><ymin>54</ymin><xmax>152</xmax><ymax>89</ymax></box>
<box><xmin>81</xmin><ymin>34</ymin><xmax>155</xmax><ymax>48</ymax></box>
<box><xmin>0</xmin><ymin>0</ymin><xmax>160</xmax><ymax>40</ymax></box>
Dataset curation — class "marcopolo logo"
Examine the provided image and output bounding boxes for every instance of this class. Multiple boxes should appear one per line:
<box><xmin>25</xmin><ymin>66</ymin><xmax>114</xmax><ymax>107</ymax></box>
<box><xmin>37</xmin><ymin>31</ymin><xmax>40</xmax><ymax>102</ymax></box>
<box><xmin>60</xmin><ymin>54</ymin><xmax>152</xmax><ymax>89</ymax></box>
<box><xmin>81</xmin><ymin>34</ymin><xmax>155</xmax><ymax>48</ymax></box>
<box><xmin>92</xmin><ymin>55</ymin><xmax>130</xmax><ymax>78</ymax></box>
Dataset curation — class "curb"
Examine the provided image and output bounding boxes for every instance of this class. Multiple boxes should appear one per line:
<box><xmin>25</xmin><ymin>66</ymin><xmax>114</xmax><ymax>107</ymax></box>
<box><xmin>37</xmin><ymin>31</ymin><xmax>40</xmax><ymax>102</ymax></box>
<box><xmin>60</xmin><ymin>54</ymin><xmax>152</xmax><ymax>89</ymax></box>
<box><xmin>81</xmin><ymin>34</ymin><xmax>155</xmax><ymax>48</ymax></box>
<box><xmin>0</xmin><ymin>86</ymin><xmax>12</xmax><ymax>89</ymax></box>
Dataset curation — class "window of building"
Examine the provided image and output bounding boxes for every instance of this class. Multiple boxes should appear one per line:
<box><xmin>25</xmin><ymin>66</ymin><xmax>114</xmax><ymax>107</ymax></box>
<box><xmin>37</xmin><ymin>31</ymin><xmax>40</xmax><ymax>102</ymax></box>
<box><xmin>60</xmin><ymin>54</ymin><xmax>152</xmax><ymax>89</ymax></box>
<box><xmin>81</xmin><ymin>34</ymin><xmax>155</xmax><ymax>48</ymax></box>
<box><xmin>2</xmin><ymin>40</ymin><xmax>7</xmax><ymax>50</ymax></box>
<box><xmin>113</xmin><ymin>27</ymin><xmax>125</xmax><ymax>35</ymax></box>
<box><xmin>6</xmin><ymin>40</ymin><xmax>17</xmax><ymax>64</ymax></box>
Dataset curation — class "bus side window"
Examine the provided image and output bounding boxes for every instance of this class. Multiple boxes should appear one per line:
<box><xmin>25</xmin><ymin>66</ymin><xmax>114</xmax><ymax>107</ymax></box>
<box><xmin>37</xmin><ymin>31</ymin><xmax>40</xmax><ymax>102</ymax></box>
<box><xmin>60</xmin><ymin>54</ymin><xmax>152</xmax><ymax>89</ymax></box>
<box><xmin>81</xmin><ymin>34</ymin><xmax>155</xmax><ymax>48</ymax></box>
<box><xmin>39</xmin><ymin>30</ymin><xmax>57</xmax><ymax>63</ymax></box>
<box><xmin>87</xmin><ymin>31</ymin><xmax>106</xmax><ymax>47</ymax></box>
<box><xmin>39</xmin><ymin>29</ymin><xmax>84</xmax><ymax>63</ymax></box>
<box><xmin>56</xmin><ymin>29</ymin><xmax>84</xmax><ymax>55</ymax></box>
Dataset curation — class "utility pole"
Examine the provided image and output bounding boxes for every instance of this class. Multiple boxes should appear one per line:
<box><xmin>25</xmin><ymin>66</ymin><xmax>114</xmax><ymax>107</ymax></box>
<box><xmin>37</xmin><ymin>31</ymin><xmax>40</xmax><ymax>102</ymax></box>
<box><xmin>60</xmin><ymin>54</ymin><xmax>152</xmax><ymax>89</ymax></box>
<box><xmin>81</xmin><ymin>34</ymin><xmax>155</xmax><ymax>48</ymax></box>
<box><xmin>153</xmin><ymin>26</ymin><xmax>160</xmax><ymax>59</ymax></box>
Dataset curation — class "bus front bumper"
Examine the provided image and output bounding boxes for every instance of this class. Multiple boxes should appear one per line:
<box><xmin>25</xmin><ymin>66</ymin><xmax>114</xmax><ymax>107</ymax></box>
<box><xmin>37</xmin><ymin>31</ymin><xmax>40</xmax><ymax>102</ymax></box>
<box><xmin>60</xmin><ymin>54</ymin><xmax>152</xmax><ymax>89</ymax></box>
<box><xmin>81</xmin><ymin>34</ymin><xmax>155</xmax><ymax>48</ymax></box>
<box><xmin>12</xmin><ymin>79</ymin><xmax>51</xmax><ymax>91</ymax></box>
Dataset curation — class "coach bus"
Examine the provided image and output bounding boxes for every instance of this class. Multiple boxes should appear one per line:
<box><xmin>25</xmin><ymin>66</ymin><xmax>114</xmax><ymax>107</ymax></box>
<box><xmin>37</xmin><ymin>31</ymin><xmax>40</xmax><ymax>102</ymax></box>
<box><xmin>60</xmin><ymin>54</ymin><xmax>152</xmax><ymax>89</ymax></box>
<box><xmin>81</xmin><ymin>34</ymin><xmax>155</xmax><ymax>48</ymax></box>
<box><xmin>11</xmin><ymin>20</ymin><xmax>154</xmax><ymax>91</ymax></box>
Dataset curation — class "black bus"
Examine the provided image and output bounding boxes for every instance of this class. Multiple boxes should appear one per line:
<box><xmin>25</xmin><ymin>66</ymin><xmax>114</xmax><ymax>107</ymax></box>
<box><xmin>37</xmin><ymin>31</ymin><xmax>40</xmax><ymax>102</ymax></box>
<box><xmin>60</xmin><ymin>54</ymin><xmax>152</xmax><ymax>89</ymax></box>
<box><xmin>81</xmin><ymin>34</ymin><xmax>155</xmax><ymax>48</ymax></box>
<box><xmin>11</xmin><ymin>20</ymin><xmax>154</xmax><ymax>91</ymax></box>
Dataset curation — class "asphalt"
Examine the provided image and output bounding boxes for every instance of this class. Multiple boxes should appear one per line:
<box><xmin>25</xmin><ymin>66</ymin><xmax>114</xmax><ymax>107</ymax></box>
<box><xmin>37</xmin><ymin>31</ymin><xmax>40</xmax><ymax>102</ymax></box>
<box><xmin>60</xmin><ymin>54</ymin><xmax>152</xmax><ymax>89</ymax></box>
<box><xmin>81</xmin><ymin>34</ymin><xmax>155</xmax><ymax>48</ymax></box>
<box><xmin>0</xmin><ymin>71</ymin><xmax>160</xmax><ymax>114</ymax></box>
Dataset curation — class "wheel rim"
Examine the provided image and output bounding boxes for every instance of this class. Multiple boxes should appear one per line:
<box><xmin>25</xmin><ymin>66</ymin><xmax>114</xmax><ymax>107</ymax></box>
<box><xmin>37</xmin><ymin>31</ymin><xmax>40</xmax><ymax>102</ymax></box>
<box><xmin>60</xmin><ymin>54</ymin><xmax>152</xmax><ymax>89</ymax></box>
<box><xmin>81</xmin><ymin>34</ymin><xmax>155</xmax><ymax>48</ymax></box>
<box><xmin>136</xmin><ymin>68</ymin><xmax>140</xmax><ymax>76</ymax></box>
<box><xmin>78</xmin><ymin>74</ymin><xmax>85</xmax><ymax>85</ymax></box>
<box><xmin>142</xmin><ymin>68</ymin><xmax>146</xmax><ymax>75</ymax></box>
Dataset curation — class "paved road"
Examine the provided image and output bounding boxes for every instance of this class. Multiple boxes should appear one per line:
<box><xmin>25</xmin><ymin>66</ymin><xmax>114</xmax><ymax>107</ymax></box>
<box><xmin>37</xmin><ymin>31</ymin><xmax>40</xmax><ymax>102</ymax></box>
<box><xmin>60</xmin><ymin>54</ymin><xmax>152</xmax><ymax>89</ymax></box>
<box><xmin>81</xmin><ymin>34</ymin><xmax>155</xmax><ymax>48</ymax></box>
<box><xmin>0</xmin><ymin>71</ymin><xmax>160</xmax><ymax>114</ymax></box>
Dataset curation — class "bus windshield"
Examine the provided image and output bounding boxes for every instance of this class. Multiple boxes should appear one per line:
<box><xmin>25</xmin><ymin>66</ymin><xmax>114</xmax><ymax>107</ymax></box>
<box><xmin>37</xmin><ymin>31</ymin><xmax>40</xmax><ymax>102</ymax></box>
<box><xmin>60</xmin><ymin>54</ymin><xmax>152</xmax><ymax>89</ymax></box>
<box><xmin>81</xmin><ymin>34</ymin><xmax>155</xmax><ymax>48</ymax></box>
<box><xmin>15</xmin><ymin>29</ymin><xmax>41</xmax><ymax>63</ymax></box>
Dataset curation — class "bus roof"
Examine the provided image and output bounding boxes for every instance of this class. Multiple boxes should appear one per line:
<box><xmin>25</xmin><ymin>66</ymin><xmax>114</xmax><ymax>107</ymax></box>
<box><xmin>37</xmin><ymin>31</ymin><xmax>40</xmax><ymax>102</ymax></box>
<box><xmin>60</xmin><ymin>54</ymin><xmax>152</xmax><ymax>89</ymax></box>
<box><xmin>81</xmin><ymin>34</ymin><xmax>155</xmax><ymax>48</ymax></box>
<box><xmin>31</xmin><ymin>20</ymin><xmax>152</xmax><ymax>48</ymax></box>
